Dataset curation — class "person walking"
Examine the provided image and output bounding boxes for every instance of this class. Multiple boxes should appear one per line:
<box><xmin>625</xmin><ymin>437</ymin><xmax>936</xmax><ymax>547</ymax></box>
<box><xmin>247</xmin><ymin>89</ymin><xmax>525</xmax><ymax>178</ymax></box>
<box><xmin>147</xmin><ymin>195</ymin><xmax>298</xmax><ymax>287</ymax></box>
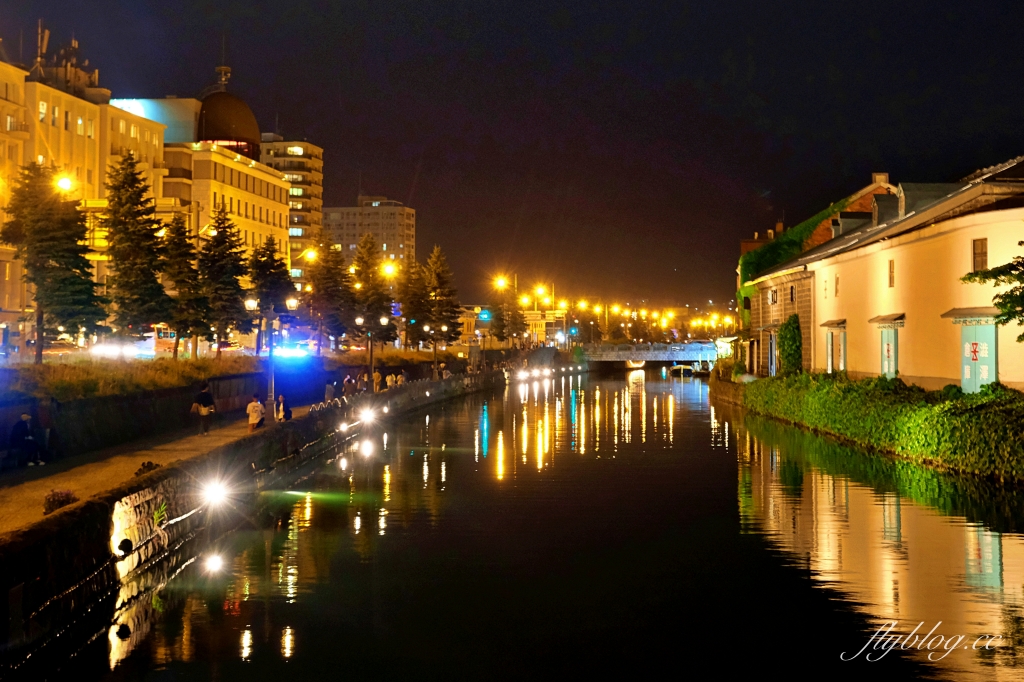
<box><xmin>399</xmin><ymin>369</ymin><xmax>408</xmax><ymax>386</ymax></box>
<box><xmin>386</xmin><ymin>373</ymin><xmax>396</xmax><ymax>390</ymax></box>
<box><xmin>276</xmin><ymin>394</ymin><xmax>292</xmax><ymax>421</ymax></box>
<box><xmin>344</xmin><ymin>376</ymin><xmax>357</xmax><ymax>398</ymax></box>
<box><xmin>324</xmin><ymin>381</ymin><xmax>336</xmax><ymax>403</ymax></box>
<box><xmin>373</xmin><ymin>369</ymin><xmax>382</xmax><ymax>393</ymax></box>
<box><xmin>247</xmin><ymin>393</ymin><xmax>265</xmax><ymax>433</ymax></box>
<box><xmin>192</xmin><ymin>381</ymin><xmax>216</xmax><ymax>436</ymax></box>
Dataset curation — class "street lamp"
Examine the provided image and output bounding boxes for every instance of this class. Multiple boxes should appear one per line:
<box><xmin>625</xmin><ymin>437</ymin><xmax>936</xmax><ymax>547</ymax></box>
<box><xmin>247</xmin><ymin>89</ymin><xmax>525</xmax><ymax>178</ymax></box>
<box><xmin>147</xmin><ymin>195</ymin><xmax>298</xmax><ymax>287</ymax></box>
<box><xmin>55</xmin><ymin>176</ymin><xmax>74</xmax><ymax>193</ymax></box>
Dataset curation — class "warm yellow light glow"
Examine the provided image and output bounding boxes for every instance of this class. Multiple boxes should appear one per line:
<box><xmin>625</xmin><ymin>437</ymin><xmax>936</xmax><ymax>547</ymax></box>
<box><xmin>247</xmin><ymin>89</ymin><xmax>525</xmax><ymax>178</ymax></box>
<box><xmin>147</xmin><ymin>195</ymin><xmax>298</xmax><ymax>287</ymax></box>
<box><xmin>577</xmin><ymin>300</ymin><xmax>588</xmax><ymax>310</ymax></box>
<box><xmin>640</xmin><ymin>309</ymin><xmax>648</xmax><ymax>318</ymax></box>
<box><xmin>594</xmin><ymin>304</ymin><xmax>603</xmax><ymax>313</ymax></box>
<box><xmin>348</xmin><ymin>266</ymin><xmax>356</xmax><ymax>274</ymax></box>
<box><xmin>667</xmin><ymin>311</ymin><xmax>675</xmax><ymax>319</ymax></box>
<box><xmin>55</xmin><ymin>176</ymin><xmax>73</xmax><ymax>192</ymax></box>
<box><xmin>651</xmin><ymin>311</ymin><xmax>659</xmax><ymax>319</ymax></box>
<box><xmin>558</xmin><ymin>300</ymin><xmax>568</xmax><ymax>310</ymax></box>
<box><xmin>354</xmin><ymin>282</ymin><xmax>362</xmax><ymax>289</ymax></box>
<box><xmin>286</xmin><ymin>298</ymin><xmax>299</xmax><ymax>311</ymax></box>
<box><xmin>520</xmin><ymin>295</ymin><xmax>531</xmax><ymax>306</ymax></box>
<box><xmin>303</xmin><ymin>250</ymin><xmax>318</xmax><ymax>262</ymax></box>
<box><xmin>304</xmin><ymin>284</ymin><xmax>312</xmax><ymax>292</ymax></box>
<box><xmin>494</xmin><ymin>276</ymin><xmax>508</xmax><ymax>290</ymax></box>
<box><xmin>534</xmin><ymin>285</ymin><xmax>547</xmax><ymax>296</ymax></box>
<box><xmin>711</xmin><ymin>313</ymin><xmax>719</xmax><ymax>322</ymax></box>
<box><xmin>542</xmin><ymin>296</ymin><xmax>552</xmax><ymax>306</ymax></box>
<box><xmin>611</xmin><ymin>304</ymin><xmax>621</xmax><ymax>314</ymax></box>
<box><xmin>382</xmin><ymin>262</ymin><xmax>397</xmax><ymax>277</ymax></box>
<box><xmin>660</xmin><ymin>318</ymin><xmax>668</xmax><ymax>328</ymax></box>
<box><xmin>725</xmin><ymin>316</ymin><xmax>733</xmax><ymax>325</ymax></box>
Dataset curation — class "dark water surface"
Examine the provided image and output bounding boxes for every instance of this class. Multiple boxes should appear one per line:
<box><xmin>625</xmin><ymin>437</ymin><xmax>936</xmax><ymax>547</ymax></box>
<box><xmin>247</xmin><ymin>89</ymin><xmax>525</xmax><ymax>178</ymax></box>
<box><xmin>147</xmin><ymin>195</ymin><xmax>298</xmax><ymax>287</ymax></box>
<box><xmin>57</xmin><ymin>370</ymin><xmax>1024</xmax><ymax>680</ymax></box>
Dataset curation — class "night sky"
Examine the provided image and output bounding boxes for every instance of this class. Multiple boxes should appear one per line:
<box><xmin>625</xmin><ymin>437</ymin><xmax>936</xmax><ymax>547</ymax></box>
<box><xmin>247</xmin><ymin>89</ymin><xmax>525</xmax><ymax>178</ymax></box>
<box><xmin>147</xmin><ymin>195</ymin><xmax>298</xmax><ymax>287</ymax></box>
<box><xmin>3</xmin><ymin>1</ymin><xmax>1024</xmax><ymax>305</ymax></box>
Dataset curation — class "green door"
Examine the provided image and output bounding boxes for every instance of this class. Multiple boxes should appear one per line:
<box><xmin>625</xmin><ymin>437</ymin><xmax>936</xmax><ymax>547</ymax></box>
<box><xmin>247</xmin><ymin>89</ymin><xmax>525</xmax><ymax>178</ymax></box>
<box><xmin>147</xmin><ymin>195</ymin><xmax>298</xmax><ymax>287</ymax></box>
<box><xmin>826</xmin><ymin>332</ymin><xmax>834</xmax><ymax>373</ymax></box>
<box><xmin>880</xmin><ymin>328</ymin><xmax>898</xmax><ymax>378</ymax></box>
<box><xmin>961</xmin><ymin>323</ymin><xmax>997</xmax><ymax>393</ymax></box>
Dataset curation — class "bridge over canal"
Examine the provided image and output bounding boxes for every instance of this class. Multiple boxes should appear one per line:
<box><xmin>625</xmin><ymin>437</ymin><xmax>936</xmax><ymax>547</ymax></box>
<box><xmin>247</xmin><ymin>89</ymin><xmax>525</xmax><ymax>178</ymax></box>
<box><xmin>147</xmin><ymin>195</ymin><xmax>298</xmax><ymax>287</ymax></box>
<box><xmin>581</xmin><ymin>341</ymin><xmax>718</xmax><ymax>366</ymax></box>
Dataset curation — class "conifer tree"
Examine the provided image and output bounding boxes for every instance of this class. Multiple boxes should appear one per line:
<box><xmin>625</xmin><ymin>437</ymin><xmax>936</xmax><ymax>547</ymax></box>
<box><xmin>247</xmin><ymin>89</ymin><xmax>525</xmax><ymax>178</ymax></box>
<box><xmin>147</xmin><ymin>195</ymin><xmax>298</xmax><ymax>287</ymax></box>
<box><xmin>424</xmin><ymin>245</ymin><xmax>462</xmax><ymax>346</ymax></box>
<box><xmin>397</xmin><ymin>261</ymin><xmax>431</xmax><ymax>348</ymax></box>
<box><xmin>162</xmin><ymin>213</ymin><xmax>209</xmax><ymax>359</ymax></box>
<box><xmin>488</xmin><ymin>288</ymin><xmax>527</xmax><ymax>347</ymax></box>
<box><xmin>1</xmin><ymin>164</ymin><xmax>106</xmax><ymax>363</ymax></box>
<box><xmin>305</xmin><ymin>245</ymin><xmax>354</xmax><ymax>353</ymax></box>
<box><xmin>350</xmin><ymin>233</ymin><xmax>398</xmax><ymax>343</ymax></box>
<box><xmin>198</xmin><ymin>207</ymin><xmax>251</xmax><ymax>358</ymax></box>
<box><xmin>248</xmin><ymin>236</ymin><xmax>293</xmax><ymax>354</ymax></box>
<box><xmin>102</xmin><ymin>153</ymin><xmax>172</xmax><ymax>337</ymax></box>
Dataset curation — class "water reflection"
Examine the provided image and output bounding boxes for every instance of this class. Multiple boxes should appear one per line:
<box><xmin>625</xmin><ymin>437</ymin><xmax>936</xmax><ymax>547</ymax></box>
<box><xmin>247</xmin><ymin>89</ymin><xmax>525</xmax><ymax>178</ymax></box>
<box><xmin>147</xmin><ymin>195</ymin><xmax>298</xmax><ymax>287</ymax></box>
<box><xmin>723</xmin><ymin>405</ymin><xmax>1024</xmax><ymax>678</ymax></box>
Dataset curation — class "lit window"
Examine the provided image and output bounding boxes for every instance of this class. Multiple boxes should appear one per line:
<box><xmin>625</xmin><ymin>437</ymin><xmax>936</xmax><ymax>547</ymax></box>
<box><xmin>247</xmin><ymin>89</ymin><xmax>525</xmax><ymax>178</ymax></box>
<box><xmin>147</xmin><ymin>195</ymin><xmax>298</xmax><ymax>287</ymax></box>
<box><xmin>290</xmin><ymin>269</ymin><xmax>303</xmax><ymax>278</ymax></box>
<box><xmin>382</xmin><ymin>243</ymin><xmax>387</xmax><ymax>251</ymax></box>
<box><xmin>37</xmin><ymin>154</ymin><xmax>44</xmax><ymax>164</ymax></box>
<box><xmin>289</xmin><ymin>227</ymin><xmax>303</xmax><ymax>237</ymax></box>
<box><xmin>144</xmin><ymin>130</ymin><xmax>150</xmax><ymax>142</ymax></box>
<box><xmin>52</xmin><ymin>106</ymin><xmax>58</xmax><ymax>126</ymax></box>
<box><xmin>130</xmin><ymin>124</ymin><xmax>138</xmax><ymax>139</ymax></box>
<box><xmin>76</xmin><ymin>116</ymin><xmax>84</xmax><ymax>135</ymax></box>
<box><xmin>286</xmin><ymin>146</ymin><xmax>304</xmax><ymax>155</ymax></box>
<box><xmin>119</xmin><ymin>119</ymin><xmax>126</xmax><ymax>134</ymax></box>
<box><xmin>38</xmin><ymin>101</ymin><xmax>46</xmax><ymax>121</ymax></box>
<box><xmin>289</xmin><ymin>187</ymin><xmax>303</xmax><ymax>196</ymax></box>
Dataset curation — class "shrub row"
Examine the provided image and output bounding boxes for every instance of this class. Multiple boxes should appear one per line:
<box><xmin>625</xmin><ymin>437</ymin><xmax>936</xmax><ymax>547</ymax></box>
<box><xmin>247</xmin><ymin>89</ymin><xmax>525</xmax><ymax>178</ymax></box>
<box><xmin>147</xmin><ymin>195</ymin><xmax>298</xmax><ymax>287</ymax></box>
<box><xmin>742</xmin><ymin>373</ymin><xmax>1024</xmax><ymax>480</ymax></box>
<box><xmin>11</xmin><ymin>356</ymin><xmax>261</xmax><ymax>401</ymax></box>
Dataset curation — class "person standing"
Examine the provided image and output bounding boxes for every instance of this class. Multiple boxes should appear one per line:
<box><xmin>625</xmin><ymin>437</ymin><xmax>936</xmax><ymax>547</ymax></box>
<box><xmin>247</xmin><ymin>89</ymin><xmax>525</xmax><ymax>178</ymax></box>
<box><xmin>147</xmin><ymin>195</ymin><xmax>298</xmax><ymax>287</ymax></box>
<box><xmin>276</xmin><ymin>394</ymin><xmax>292</xmax><ymax>421</ymax></box>
<box><xmin>247</xmin><ymin>393</ymin><xmax>265</xmax><ymax>433</ymax></box>
<box><xmin>9</xmin><ymin>413</ymin><xmax>41</xmax><ymax>466</ymax></box>
<box><xmin>399</xmin><ymin>369</ymin><xmax>408</xmax><ymax>386</ymax></box>
<box><xmin>193</xmin><ymin>381</ymin><xmax>216</xmax><ymax>436</ymax></box>
<box><xmin>373</xmin><ymin>369</ymin><xmax>382</xmax><ymax>393</ymax></box>
<box><xmin>386</xmin><ymin>373</ymin><xmax>396</xmax><ymax>390</ymax></box>
<box><xmin>324</xmin><ymin>381</ymin><xmax>336</xmax><ymax>403</ymax></box>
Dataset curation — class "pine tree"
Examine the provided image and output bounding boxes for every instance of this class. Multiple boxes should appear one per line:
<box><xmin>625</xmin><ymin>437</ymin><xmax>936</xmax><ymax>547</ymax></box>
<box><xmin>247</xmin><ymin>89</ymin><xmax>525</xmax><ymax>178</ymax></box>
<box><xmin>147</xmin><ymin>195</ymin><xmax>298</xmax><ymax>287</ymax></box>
<box><xmin>424</xmin><ymin>245</ymin><xmax>462</xmax><ymax>346</ymax></box>
<box><xmin>248</xmin><ymin>236</ymin><xmax>293</xmax><ymax>354</ymax></box>
<box><xmin>1</xmin><ymin>164</ymin><xmax>107</xmax><ymax>363</ymax></box>
<box><xmin>350</xmin><ymin>233</ymin><xmax>397</xmax><ymax>343</ymax></box>
<box><xmin>305</xmin><ymin>245</ymin><xmax>354</xmax><ymax>352</ymax></box>
<box><xmin>102</xmin><ymin>153</ymin><xmax>172</xmax><ymax>337</ymax></box>
<box><xmin>488</xmin><ymin>288</ymin><xmax>527</xmax><ymax>347</ymax></box>
<box><xmin>397</xmin><ymin>261</ymin><xmax>431</xmax><ymax>348</ymax></box>
<box><xmin>162</xmin><ymin>213</ymin><xmax>209</xmax><ymax>359</ymax></box>
<box><xmin>198</xmin><ymin>207</ymin><xmax>251</xmax><ymax>358</ymax></box>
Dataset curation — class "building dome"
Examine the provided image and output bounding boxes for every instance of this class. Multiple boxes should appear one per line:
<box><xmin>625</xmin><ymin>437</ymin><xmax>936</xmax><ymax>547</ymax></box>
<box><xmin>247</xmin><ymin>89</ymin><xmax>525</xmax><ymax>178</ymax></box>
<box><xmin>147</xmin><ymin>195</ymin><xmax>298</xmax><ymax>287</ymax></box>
<box><xmin>198</xmin><ymin>90</ymin><xmax>260</xmax><ymax>158</ymax></box>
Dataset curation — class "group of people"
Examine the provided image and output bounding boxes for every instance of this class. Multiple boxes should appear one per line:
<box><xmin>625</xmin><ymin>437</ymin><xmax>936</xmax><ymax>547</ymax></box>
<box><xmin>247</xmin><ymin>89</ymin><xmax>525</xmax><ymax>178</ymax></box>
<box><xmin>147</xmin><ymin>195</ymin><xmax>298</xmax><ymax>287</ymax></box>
<box><xmin>192</xmin><ymin>381</ymin><xmax>292</xmax><ymax>436</ymax></box>
<box><xmin>328</xmin><ymin>368</ymin><xmax>410</xmax><ymax>398</ymax></box>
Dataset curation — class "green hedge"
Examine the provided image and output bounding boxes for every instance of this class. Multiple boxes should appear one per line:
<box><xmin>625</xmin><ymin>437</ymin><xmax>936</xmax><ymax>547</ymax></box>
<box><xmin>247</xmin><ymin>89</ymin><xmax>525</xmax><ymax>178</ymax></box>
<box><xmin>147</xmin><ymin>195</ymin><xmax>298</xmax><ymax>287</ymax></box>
<box><xmin>742</xmin><ymin>373</ymin><xmax>1024</xmax><ymax>480</ymax></box>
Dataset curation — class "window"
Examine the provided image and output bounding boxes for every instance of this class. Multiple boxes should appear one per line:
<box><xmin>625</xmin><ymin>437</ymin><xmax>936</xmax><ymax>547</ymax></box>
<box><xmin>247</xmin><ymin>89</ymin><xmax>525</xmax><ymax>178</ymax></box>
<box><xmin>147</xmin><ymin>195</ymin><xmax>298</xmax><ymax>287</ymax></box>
<box><xmin>144</xmin><ymin>130</ymin><xmax>150</xmax><ymax>143</ymax></box>
<box><xmin>52</xmin><ymin>105</ymin><xmax>58</xmax><ymax>126</ymax></box>
<box><xmin>119</xmin><ymin>119</ymin><xmax>126</xmax><ymax>135</ymax></box>
<box><xmin>290</xmin><ymin>269</ymin><xmax>303</xmax><ymax>278</ymax></box>
<box><xmin>789</xmin><ymin>285</ymin><xmax>795</xmax><ymax>303</ymax></box>
<box><xmin>286</xmin><ymin>146</ymin><xmax>304</xmax><ymax>155</ymax></box>
<box><xmin>973</xmin><ymin>238</ymin><xmax>988</xmax><ymax>273</ymax></box>
<box><xmin>289</xmin><ymin>187</ymin><xmax>303</xmax><ymax>196</ymax></box>
<box><xmin>38</xmin><ymin>101</ymin><xmax>46</xmax><ymax>121</ymax></box>
<box><xmin>289</xmin><ymin>227</ymin><xmax>304</xmax><ymax>237</ymax></box>
<box><xmin>64</xmin><ymin>110</ymin><xmax>69</xmax><ymax>130</ymax></box>
<box><xmin>7</xmin><ymin>144</ymin><xmax>14</xmax><ymax>160</ymax></box>
<box><xmin>130</xmin><ymin>124</ymin><xmax>138</xmax><ymax>139</ymax></box>
<box><xmin>87</xmin><ymin>169</ymin><xmax>93</xmax><ymax>184</ymax></box>
<box><xmin>4</xmin><ymin>115</ymin><xmax>12</xmax><ymax>132</ymax></box>
<box><xmin>888</xmin><ymin>259</ymin><xmax>895</xmax><ymax>288</ymax></box>
<box><xmin>835</xmin><ymin>275</ymin><xmax>839</xmax><ymax>297</ymax></box>
<box><xmin>76</xmin><ymin>116</ymin><xmax>84</xmax><ymax>135</ymax></box>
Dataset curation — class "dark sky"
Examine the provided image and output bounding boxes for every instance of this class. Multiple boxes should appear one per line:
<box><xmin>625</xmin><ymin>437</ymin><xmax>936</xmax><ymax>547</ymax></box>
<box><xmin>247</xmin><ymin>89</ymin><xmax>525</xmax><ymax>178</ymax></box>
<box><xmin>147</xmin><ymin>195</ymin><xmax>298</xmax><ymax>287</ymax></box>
<box><xmin>3</xmin><ymin>1</ymin><xmax>1024</xmax><ymax>305</ymax></box>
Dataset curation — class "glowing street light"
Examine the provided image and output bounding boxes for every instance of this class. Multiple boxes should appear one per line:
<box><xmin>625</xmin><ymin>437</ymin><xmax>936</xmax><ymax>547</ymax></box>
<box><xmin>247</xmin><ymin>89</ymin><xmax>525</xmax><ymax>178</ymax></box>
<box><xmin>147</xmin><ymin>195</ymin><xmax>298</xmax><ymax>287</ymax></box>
<box><xmin>55</xmin><ymin>175</ymin><xmax>73</xmax><ymax>192</ymax></box>
<box><xmin>286</xmin><ymin>298</ymin><xmax>299</xmax><ymax>311</ymax></box>
<box><xmin>577</xmin><ymin>300</ymin><xmax>588</xmax><ymax>310</ymax></box>
<box><xmin>202</xmin><ymin>481</ymin><xmax>228</xmax><ymax>506</ymax></box>
<box><xmin>558</xmin><ymin>300</ymin><xmax>568</xmax><ymax>310</ymax></box>
<box><xmin>303</xmin><ymin>249</ymin><xmax>318</xmax><ymax>262</ymax></box>
<box><xmin>355</xmin><ymin>316</ymin><xmax>365</xmax><ymax>326</ymax></box>
<box><xmin>494</xmin><ymin>276</ymin><xmax>509</xmax><ymax>290</ymax></box>
<box><xmin>205</xmin><ymin>554</ymin><xmax>224</xmax><ymax>572</ymax></box>
<box><xmin>520</xmin><ymin>295</ymin><xmax>531</xmax><ymax>306</ymax></box>
<box><xmin>611</xmin><ymin>304</ymin><xmax>621</xmax><ymax>314</ymax></box>
<box><xmin>382</xmin><ymin>263</ymin><xmax>397</xmax><ymax>278</ymax></box>
<box><xmin>534</xmin><ymin>285</ymin><xmax>547</xmax><ymax>297</ymax></box>
<box><xmin>379</xmin><ymin>316</ymin><xmax>389</xmax><ymax>326</ymax></box>
<box><xmin>244</xmin><ymin>296</ymin><xmax>258</xmax><ymax>312</ymax></box>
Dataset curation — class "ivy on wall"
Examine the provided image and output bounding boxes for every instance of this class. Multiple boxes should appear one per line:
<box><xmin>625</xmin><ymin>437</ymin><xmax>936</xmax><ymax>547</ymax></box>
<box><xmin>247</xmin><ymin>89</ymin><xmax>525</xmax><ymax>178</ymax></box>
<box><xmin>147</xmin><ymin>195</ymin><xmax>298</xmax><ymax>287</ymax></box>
<box><xmin>778</xmin><ymin>314</ymin><xmax>802</xmax><ymax>374</ymax></box>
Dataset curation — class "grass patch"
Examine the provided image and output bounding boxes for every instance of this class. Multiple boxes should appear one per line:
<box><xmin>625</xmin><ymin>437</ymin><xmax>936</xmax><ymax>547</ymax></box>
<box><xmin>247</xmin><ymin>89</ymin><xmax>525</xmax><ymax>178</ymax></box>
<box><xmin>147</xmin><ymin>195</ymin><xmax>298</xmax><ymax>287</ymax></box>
<box><xmin>742</xmin><ymin>373</ymin><xmax>1024</xmax><ymax>480</ymax></box>
<box><xmin>11</xmin><ymin>356</ymin><xmax>262</xmax><ymax>401</ymax></box>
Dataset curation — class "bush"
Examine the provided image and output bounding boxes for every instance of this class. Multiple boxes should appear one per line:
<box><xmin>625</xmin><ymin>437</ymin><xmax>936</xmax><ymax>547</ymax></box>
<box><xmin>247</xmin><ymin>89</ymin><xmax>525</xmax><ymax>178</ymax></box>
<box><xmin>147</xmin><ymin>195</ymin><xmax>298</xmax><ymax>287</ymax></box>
<box><xmin>778</xmin><ymin>314</ymin><xmax>802</xmax><ymax>375</ymax></box>
<box><xmin>12</xmin><ymin>356</ymin><xmax>261</xmax><ymax>401</ymax></box>
<box><xmin>43</xmin><ymin>489</ymin><xmax>79</xmax><ymax>514</ymax></box>
<box><xmin>743</xmin><ymin>373</ymin><xmax>1024</xmax><ymax>479</ymax></box>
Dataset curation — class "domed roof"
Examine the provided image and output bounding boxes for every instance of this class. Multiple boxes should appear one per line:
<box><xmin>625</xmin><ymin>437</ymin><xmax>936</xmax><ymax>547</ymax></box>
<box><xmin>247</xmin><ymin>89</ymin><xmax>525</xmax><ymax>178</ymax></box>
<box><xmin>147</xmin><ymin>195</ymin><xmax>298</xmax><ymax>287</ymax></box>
<box><xmin>198</xmin><ymin>90</ymin><xmax>260</xmax><ymax>157</ymax></box>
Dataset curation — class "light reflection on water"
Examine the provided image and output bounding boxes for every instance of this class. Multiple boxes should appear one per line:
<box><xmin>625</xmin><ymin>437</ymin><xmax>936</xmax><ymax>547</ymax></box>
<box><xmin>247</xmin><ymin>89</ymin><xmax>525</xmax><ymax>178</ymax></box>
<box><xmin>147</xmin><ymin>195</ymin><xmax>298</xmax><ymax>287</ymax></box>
<box><xmin>720</xmin><ymin>403</ymin><xmax>1024</xmax><ymax>680</ymax></box>
<box><xmin>62</xmin><ymin>370</ymin><xmax>1024</xmax><ymax>678</ymax></box>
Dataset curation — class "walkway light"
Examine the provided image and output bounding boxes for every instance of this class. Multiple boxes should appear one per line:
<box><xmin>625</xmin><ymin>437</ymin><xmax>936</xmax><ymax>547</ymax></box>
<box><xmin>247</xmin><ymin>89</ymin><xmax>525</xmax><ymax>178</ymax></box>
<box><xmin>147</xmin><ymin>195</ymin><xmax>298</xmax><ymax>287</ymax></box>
<box><xmin>423</xmin><ymin>324</ymin><xmax>430</xmax><ymax>332</ymax></box>
<box><xmin>205</xmin><ymin>554</ymin><xmax>224</xmax><ymax>572</ymax></box>
<box><xmin>441</xmin><ymin>325</ymin><xmax>448</xmax><ymax>332</ymax></box>
<box><xmin>360</xmin><ymin>408</ymin><xmax>375</xmax><ymax>422</ymax></box>
<box><xmin>494</xmin><ymin>276</ymin><xmax>508</xmax><ymax>290</ymax></box>
<box><xmin>244</xmin><ymin>296</ymin><xmax>258</xmax><ymax>312</ymax></box>
<box><xmin>355</xmin><ymin>316</ymin><xmax>365</xmax><ymax>325</ymax></box>
<box><xmin>520</xmin><ymin>295</ymin><xmax>531</xmax><ymax>306</ymax></box>
<box><xmin>286</xmin><ymin>298</ymin><xmax>299</xmax><ymax>311</ymax></box>
<box><xmin>56</xmin><ymin>175</ymin><xmax>73</xmax><ymax>192</ymax></box>
<box><xmin>203</xmin><ymin>481</ymin><xmax>228</xmax><ymax>506</ymax></box>
<box><xmin>379</xmin><ymin>316</ymin><xmax>389</xmax><ymax>326</ymax></box>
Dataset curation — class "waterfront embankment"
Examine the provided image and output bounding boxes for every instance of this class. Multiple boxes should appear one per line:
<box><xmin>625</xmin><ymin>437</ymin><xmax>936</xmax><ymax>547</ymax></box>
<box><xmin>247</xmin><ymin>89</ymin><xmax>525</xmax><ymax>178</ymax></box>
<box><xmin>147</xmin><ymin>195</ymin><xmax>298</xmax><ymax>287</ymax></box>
<box><xmin>710</xmin><ymin>370</ymin><xmax>1024</xmax><ymax>481</ymax></box>
<box><xmin>0</xmin><ymin>371</ymin><xmax>505</xmax><ymax>675</ymax></box>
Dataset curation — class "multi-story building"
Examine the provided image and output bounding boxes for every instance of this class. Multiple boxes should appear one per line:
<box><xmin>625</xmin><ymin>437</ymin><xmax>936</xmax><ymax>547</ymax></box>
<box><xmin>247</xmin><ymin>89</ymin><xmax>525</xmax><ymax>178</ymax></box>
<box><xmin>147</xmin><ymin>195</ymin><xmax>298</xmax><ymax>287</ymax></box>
<box><xmin>259</xmin><ymin>134</ymin><xmax>323</xmax><ymax>287</ymax></box>
<box><xmin>116</xmin><ymin>68</ymin><xmax>291</xmax><ymax>270</ymax></box>
<box><xmin>744</xmin><ymin>157</ymin><xmax>1024</xmax><ymax>391</ymax></box>
<box><xmin>324</xmin><ymin>196</ymin><xmax>416</xmax><ymax>263</ymax></box>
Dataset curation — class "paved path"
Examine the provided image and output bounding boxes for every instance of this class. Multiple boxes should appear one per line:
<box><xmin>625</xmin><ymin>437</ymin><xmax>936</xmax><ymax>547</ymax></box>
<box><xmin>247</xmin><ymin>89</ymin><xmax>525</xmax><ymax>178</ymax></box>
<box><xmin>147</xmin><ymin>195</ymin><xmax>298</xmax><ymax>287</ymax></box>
<box><xmin>0</xmin><ymin>406</ymin><xmax>311</xmax><ymax>536</ymax></box>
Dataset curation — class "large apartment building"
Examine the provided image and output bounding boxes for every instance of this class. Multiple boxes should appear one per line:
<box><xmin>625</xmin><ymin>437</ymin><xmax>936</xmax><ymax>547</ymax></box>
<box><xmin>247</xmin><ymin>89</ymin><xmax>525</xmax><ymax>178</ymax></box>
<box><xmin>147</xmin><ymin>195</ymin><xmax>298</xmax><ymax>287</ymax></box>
<box><xmin>324</xmin><ymin>196</ymin><xmax>416</xmax><ymax>263</ymax></box>
<box><xmin>260</xmin><ymin>134</ymin><xmax>323</xmax><ymax>286</ymax></box>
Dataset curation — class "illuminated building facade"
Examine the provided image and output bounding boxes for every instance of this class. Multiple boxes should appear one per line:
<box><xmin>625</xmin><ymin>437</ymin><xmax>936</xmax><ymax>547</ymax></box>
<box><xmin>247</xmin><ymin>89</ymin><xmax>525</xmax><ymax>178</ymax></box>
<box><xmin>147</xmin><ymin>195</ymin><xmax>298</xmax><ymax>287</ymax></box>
<box><xmin>323</xmin><ymin>196</ymin><xmax>416</xmax><ymax>263</ymax></box>
<box><xmin>260</xmin><ymin>135</ymin><xmax>323</xmax><ymax>287</ymax></box>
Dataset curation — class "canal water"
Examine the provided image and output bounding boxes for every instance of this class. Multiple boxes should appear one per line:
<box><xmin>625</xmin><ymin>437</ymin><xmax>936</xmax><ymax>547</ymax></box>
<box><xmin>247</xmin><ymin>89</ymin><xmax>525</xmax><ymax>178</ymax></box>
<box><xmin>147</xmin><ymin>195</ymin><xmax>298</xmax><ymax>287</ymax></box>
<box><xmin>49</xmin><ymin>370</ymin><xmax>1024</xmax><ymax>680</ymax></box>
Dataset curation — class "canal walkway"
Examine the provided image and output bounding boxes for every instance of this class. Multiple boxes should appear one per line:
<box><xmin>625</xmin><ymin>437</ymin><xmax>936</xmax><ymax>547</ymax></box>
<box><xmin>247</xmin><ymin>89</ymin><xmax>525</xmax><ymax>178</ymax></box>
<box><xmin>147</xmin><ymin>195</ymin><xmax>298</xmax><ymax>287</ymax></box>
<box><xmin>0</xmin><ymin>406</ymin><xmax>311</xmax><ymax>536</ymax></box>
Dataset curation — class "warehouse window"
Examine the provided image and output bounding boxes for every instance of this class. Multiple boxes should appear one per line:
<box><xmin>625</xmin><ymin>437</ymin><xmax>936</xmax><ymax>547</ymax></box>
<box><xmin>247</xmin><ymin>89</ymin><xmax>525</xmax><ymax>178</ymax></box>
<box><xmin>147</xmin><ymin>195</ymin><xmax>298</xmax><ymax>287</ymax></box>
<box><xmin>973</xmin><ymin>239</ymin><xmax>988</xmax><ymax>273</ymax></box>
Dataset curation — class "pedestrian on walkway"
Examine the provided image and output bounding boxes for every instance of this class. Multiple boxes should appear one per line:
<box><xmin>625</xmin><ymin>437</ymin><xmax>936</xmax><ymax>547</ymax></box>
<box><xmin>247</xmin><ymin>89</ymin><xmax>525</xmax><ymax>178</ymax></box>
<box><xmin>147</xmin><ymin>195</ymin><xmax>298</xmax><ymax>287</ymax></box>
<box><xmin>247</xmin><ymin>393</ymin><xmax>265</xmax><ymax>433</ymax></box>
<box><xmin>325</xmin><ymin>381</ymin><xmax>336</xmax><ymax>403</ymax></box>
<box><xmin>386</xmin><ymin>373</ymin><xmax>396</xmax><ymax>390</ymax></box>
<box><xmin>399</xmin><ymin>369</ymin><xmax>408</xmax><ymax>385</ymax></box>
<box><xmin>192</xmin><ymin>381</ymin><xmax>216</xmax><ymax>436</ymax></box>
<box><xmin>9</xmin><ymin>413</ymin><xmax>41</xmax><ymax>466</ymax></box>
<box><xmin>276</xmin><ymin>394</ymin><xmax>292</xmax><ymax>421</ymax></box>
<box><xmin>344</xmin><ymin>376</ymin><xmax>357</xmax><ymax>398</ymax></box>
<box><xmin>373</xmin><ymin>369</ymin><xmax>382</xmax><ymax>392</ymax></box>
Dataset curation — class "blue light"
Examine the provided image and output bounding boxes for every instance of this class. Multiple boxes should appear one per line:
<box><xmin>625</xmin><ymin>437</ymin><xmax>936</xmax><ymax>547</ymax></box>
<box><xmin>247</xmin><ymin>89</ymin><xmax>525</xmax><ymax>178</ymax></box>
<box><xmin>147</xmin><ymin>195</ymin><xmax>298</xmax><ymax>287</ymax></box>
<box><xmin>479</xmin><ymin>310</ymin><xmax>492</xmax><ymax>321</ymax></box>
<box><xmin>569</xmin><ymin>327</ymin><xmax>578</xmax><ymax>335</ymax></box>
